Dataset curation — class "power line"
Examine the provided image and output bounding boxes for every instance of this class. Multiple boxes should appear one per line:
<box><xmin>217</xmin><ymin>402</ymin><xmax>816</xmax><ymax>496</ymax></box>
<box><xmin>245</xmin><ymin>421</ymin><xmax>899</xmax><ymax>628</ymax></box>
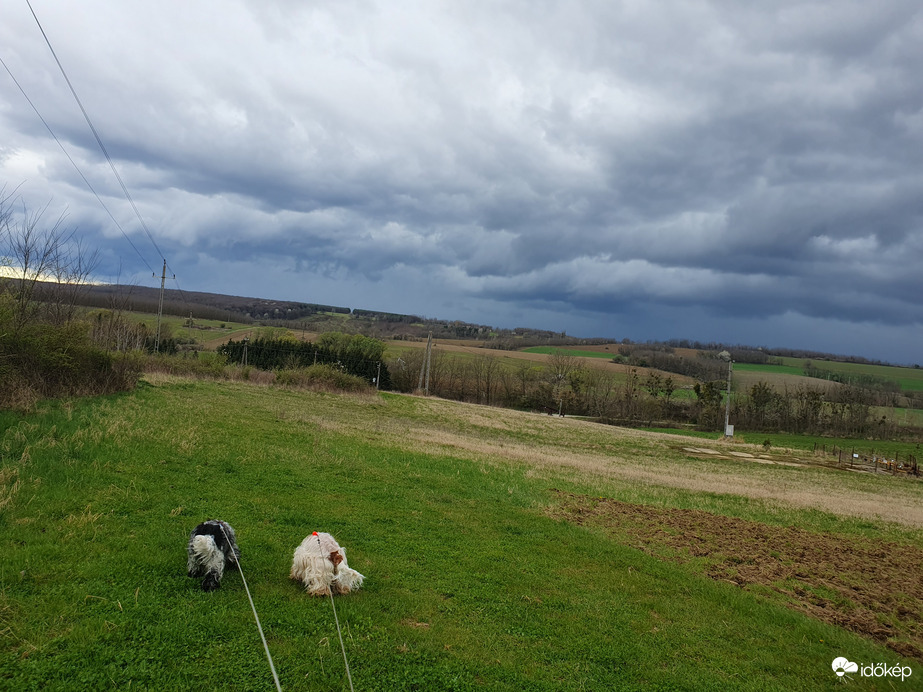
<box><xmin>23</xmin><ymin>0</ymin><xmax>213</xmax><ymax>340</ymax></box>
<box><xmin>0</xmin><ymin>54</ymin><xmax>156</xmax><ymax>274</ymax></box>
<box><xmin>26</xmin><ymin>0</ymin><xmax>166</xmax><ymax>263</ymax></box>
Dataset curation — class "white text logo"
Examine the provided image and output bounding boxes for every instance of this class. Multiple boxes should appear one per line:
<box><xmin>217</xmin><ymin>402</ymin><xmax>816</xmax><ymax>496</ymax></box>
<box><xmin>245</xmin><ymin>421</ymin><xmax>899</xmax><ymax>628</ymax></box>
<box><xmin>833</xmin><ymin>657</ymin><xmax>912</xmax><ymax>682</ymax></box>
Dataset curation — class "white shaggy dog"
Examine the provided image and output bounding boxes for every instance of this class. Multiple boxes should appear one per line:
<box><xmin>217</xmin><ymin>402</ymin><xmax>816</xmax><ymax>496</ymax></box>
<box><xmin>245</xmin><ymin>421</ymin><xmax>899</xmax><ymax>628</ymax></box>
<box><xmin>187</xmin><ymin>520</ymin><xmax>240</xmax><ymax>591</ymax></box>
<box><xmin>290</xmin><ymin>532</ymin><xmax>365</xmax><ymax>596</ymax></box>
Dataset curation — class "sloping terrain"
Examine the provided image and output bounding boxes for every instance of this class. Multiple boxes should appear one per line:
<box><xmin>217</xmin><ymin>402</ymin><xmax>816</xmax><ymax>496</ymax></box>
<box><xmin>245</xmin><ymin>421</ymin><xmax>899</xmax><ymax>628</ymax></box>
<box><xmin>550</xmin><ymin>490</ymin><xmax>923</xmax><ymax>661</ymax></box>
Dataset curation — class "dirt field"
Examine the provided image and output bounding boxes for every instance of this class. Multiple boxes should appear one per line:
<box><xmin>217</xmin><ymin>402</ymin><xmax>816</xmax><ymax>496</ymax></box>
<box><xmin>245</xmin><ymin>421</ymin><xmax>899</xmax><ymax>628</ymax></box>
<box><xmin>549</xmin><ymin>490</ymin><xmax>923</xmax><ymax>661</ymax></box>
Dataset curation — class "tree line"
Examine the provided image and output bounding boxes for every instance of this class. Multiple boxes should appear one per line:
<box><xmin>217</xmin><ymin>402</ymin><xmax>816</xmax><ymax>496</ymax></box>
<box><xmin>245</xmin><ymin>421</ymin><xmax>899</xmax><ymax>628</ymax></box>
<box><xmin>385</xmin><ymin>347</ymin><xmax>922</xmax><ymax>442</ymax></box>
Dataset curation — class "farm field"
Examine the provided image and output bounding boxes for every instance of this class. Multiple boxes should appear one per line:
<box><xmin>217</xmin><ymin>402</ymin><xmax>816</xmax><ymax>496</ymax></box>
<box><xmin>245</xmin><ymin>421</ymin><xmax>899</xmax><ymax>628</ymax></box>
<box><xmin>732</xmin><ymin>368</ymin><xmax>836</xmax><ymax>394</ymax></box>
<box><xmin>386</xmin><ymin>340</ymin><xmax>700</xmax><ymax>391</ymax></box>
<box><xmin>641</xmin><ymin>427</ymin><xmax>923</xmax><ymax>461</ymax></box>
<box><xmin>521</xmin><ymin>346</ymin><xmax>618</xmax><ymax>359</ymax></box>
<box><xmin>765</xmin><ymin>358</ymin><xmax>923</xmax><ymax>393</ymax></box>
<box><xmin>1</xmin><ymin>378</ymin><xmax>921</xmax><ymax>690</ymax></box>
<box><xmin>734</xmin><ymin>363</ymin><xmax>806</xmax><ymax>377</ymax></box>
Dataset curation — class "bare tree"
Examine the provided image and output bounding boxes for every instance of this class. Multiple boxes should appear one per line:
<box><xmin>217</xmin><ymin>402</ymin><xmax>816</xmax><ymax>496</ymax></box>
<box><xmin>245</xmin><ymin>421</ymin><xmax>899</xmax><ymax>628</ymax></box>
<box><xmin>583</xmin><ymin>368</ymin><xmax>619</xmax><ymax>420</ymax></box>
<box><xmin>621</xmin><ymin>367</ymin><xmax>641</xmax><ymax>420</ymax></box>
<box><xmin>546</xmin><ymin>350</ymin><xmax>585</xmax><ymax>416</ymax></box>
<box><xmin>547</xmin><ymin>349</ymin><xmax>581</xmax><ymax>381</ymax></box>
<box><xmin>471</xmin><ymin>353</ymin><xmax>501</xmax><ymax>405</ymax></box>
<box><xmin>0</xmin><ymin>190</ymin><xmax>98</xmax><ymax>333</ymax></box>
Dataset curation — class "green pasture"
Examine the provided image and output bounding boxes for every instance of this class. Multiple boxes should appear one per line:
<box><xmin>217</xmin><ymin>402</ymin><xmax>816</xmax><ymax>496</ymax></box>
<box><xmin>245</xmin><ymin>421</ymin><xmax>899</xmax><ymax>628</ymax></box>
<box><xmin>386</xmin><ymin>344</ymin><xmax>559</xmax><ymax>377</ymax></box>
<box><xmin>770</xmin><ymin>357</ymin><xmax>923</xmax><ymax>392</ymax></box>
<box><xmin>734</xmin><ymin>363</ymin><xmax>804</xmax><ymax>377</ymax></box>
<box><xmin>891</xmin><ymin>407</ymin><xmax>923</xmax><ymax>428</ymax></box>
<box><xmin>522</xmin><ymin>346</ymin><xmax>618</xmax><ymax>360</ymax></box>
<box><xmin>2</xmin><ymin>380</ymin><xmax>920</xmax><ymax>690</ymax></box>
<box><xmin>642</xmin><ymin>426</ymin><xmax>923</xmax><ymax>460</ymax></box>
<box><xmin>126</xmin><ymin>311</ymin><xmax>254</xmax><ymax>345</ymax></box>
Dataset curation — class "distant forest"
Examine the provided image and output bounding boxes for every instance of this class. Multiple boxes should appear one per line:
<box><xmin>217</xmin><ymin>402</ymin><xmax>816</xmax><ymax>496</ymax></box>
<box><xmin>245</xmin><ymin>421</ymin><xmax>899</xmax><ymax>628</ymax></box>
<box><xmin>64</xmin><ymin>281</ymin><xmax>908</xmax><ymax>368</ymax></box>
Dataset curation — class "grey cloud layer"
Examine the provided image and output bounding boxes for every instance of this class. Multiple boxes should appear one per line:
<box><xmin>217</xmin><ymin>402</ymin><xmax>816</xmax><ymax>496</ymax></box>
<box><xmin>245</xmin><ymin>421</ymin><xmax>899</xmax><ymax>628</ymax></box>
<box><xmin>2</xmin><ymin>0</ymin><xmax>922</xmax><ymax>360</ymax></box>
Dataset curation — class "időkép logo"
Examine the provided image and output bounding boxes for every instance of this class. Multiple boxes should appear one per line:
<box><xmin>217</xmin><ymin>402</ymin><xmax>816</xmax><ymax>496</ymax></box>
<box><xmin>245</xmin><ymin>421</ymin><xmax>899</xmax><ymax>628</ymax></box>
<box><xmin>832</xmin><ymin>656</ymin><xmax>912</xmax><ymax>682</ymax></box>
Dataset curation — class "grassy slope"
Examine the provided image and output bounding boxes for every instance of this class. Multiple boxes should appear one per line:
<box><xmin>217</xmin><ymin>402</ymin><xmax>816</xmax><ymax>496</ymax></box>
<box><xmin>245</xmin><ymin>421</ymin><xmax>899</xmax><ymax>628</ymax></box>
<box><xmin>521</xmin><ymin>346</ymin><xmax>617</xmax><ymax>360</ymax></box>
<box><xmin>529</xmin><ymin>345</ymin><xmax>923</xmax><ymax>395</ymax></box>
<box><xmin>2</xmin><ymin>380</ymin><xmax>920</xmax><ymax>690</ymax></box>
<box><xmin>770</xmin><ymin>358</ymin><xmax>923</xmax><ymax>392</ymax></box>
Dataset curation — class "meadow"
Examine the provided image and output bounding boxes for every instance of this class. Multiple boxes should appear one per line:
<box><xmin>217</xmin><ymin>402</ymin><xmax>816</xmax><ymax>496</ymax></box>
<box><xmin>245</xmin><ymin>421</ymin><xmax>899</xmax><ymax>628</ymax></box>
<box><xmin>521</xmin><ymin>346</ymin><xmax>618</xmax><ymax>360</ymax></box>
<box><xmin>743</xmin><ymin>359</ymin><xmax>923</xmax><ymax>393</ymax></box>
<box><xmin>2</xmin><ymin>378</ymin><xmax>921</xmax><ymax>690</ymax></box>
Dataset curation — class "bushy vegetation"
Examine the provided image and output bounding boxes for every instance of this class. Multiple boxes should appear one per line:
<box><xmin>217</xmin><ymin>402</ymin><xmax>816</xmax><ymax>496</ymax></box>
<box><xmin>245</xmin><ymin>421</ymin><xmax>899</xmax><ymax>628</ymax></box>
<box><xmin>0</xmin><ymin>302</ymin><xmax>141</xmax><ymax>408</ymax></box>
<box><xmin>728</xmin><ymin>382</ymin><xmax>907</xmax><ymax>439</ymax></box>
<box><xmin>141</xmin><ymin>352</ymin><xmax>373</xmax><ymax>394</ymax></box>
<box><xmin>220</xmin><ymin>331</ymin><xmax>391</xmax><ymax>388</ymax></box>
<box><xmin>144</xmin><ymin>351</ymin><xmax>234</xmax><ymax>379</ymax></box>
<box><xmin>275</xmin><ymin>362</ymin><xmax>371</xmax><ymax>392</ymax></box>
<box><xmin>0</xmin><ymin>192</ymin><xmax>142</xmax><ymax>409</ymax></box>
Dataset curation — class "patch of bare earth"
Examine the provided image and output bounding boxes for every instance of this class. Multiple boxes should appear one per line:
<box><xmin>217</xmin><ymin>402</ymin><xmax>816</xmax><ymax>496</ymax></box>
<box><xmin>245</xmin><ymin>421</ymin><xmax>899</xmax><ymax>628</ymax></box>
<box><xmin>549</xmin><ymin>490</ymin><xmax>923</xmax><ymax>661</ymax></box>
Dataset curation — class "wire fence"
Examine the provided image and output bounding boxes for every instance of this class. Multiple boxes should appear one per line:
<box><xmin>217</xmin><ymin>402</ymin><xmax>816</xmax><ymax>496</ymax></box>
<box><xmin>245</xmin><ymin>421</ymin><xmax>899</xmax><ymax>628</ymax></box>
<box><xmin>813</xmin><ymin>444</ymin><xmax>919</xmax><ymax>477</ymax></box>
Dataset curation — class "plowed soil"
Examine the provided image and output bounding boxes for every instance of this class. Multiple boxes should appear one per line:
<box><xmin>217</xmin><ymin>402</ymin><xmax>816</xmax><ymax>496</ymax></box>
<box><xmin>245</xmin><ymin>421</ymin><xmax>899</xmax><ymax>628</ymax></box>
<box><xmin>549</xmin><ymin>490</ymin><xmax>923</xmax><ymax>661</ymax></box>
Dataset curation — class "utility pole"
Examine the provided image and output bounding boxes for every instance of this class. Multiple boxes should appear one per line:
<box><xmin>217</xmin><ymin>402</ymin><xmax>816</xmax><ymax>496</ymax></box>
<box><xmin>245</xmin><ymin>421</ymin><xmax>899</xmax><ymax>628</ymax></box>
<box><xmin>719</xmin><ymin>351</ymin><xmax>734</xmax><ymax>437</ymax></box>
<box><xmin>154</xmin><ymin>260</ymin><xmax>170</xmax><ymax>353</ymax></box>
<box><xmin>417</xmin><ymin>331</ymin><xmax>433</xmax><ymax>394</ymax></box>
<box><xmin>424</xmin><ymin>332</ymin><xmax>433</xmax><ymax>395</ymax></box>
<box><xmin>417</xmin><ymin>338</ymin><xmax>426</xmax><ymax>392</ymax></box>
<box><xmin>375</xmin><ymin>361</ymin><xmax>381</xmax><ymax>390</ymax></box>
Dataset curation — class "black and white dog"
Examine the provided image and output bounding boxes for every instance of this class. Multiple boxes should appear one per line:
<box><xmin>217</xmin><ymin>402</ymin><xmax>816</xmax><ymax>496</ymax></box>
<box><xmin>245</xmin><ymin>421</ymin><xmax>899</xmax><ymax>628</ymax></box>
<box><xmin>187</xmin><ymin>520</ymin><xmax>240</xmax><ymax>591</ymax></box>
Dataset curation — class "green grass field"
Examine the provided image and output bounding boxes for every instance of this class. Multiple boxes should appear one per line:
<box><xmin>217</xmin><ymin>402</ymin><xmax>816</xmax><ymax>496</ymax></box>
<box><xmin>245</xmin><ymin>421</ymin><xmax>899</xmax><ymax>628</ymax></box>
<box><xmin>2</xmin><ymin>379</ymin><xmax>921</xmax><ymax>690</ymax></box>
<box><xmin>522</xmin><ymin>346</ymin><xmax>618</xmax><ymax>360</ymax></box>
<box><xmin>734</xmin><ymin>363</ymin><xmax>805</xmax><ymax>377</ymax></box>
<box><xmin>770</xmin><ymin>357</ymin><xmax>923</xmax><ymax>392</ymax></box>
<box><xmin>642</xmin><ymin>426</ymin><xmax>923</xmax><ymax>460</ymax></box>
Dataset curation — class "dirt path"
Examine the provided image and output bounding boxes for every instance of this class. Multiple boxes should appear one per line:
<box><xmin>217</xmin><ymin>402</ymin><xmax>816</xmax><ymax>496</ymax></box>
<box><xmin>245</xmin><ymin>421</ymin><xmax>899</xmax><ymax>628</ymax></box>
<box><xmin>549</xmin><ymin>490</ymin><xmax>923</xmax><ymax>661</ymax></box>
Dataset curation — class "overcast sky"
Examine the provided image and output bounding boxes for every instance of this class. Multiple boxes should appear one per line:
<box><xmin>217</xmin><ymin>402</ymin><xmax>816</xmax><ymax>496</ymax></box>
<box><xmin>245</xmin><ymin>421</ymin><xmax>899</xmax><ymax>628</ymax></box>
<box><xmin>2</xmin><ymin>1</ymin><xmax>922</xmax><ymax>364</ymax></box>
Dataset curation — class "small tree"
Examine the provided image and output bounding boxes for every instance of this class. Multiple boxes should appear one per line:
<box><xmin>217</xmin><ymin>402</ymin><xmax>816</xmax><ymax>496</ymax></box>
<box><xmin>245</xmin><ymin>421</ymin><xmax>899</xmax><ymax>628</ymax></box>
<box><xmin>1</xmin><ymin>191</ymin><xmax>98</xmax><ymax>333</ymax></box>
<box><xmin>546</xmin><ymin>350</ymin><xmax>585</xmax><ymax>416</ymax></box>
<box><xmin>0</xmin><ymin>189</ymin><xmax>139</xmax><ymax>407</ymax></box>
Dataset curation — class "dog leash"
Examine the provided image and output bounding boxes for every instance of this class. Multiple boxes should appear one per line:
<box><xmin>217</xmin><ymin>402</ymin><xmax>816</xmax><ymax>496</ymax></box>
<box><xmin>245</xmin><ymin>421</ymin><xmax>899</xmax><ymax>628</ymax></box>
<box><xmin>220</xmin><ymin>524</ymin><xmax>283</xmax><ymax>692</ymax></box>
<box><xmin>315</xmin><ymin>532</ymin><xmax>355</xmax><ymax>692</ymax></box>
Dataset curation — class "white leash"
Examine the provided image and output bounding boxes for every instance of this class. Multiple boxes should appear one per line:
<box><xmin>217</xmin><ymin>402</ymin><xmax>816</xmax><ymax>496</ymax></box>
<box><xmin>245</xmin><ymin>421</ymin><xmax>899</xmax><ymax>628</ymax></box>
<box><xmin>315</xmin><ymin>532</ymin><xmax>355</xmax><ymax>692</ymax></box>
<box><xmin>220</xmin><ymin>525</ymin><xmax>283</xmax><ymax>692</ymax></box>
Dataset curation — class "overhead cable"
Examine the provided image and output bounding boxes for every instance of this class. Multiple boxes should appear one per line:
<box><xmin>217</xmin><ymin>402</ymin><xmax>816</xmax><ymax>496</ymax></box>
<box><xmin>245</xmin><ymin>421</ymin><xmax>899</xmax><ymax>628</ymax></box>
<box><xmin>0</xmin><ymin>54</ymin><xmax>156</xmax><ymax>274</ymax></box>
<box><xmin>26</xmin><ymin>0</ymin><xmax>167</xmax><ymax>263</ymax></box>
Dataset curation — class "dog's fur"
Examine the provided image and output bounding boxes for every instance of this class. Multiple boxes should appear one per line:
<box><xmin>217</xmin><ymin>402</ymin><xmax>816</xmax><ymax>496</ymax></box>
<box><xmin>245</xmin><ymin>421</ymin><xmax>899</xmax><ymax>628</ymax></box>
<box><xmin>187</xmin><ymin>520</ymin><xmax>240</xmax><ymax>591</ymax></box>
<box><xmin>290</xmin><ymin>532</ymin><xmax>364</xmax><ymax>596</ymax></box>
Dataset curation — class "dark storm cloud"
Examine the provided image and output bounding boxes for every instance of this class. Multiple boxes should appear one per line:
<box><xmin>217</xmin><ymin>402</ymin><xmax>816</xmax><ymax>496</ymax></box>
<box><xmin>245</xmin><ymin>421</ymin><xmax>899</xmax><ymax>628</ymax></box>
<box><xmin>2</xmin><ymin>0</ymin><xmax>923</xmax><ymax>362</ymax></box>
